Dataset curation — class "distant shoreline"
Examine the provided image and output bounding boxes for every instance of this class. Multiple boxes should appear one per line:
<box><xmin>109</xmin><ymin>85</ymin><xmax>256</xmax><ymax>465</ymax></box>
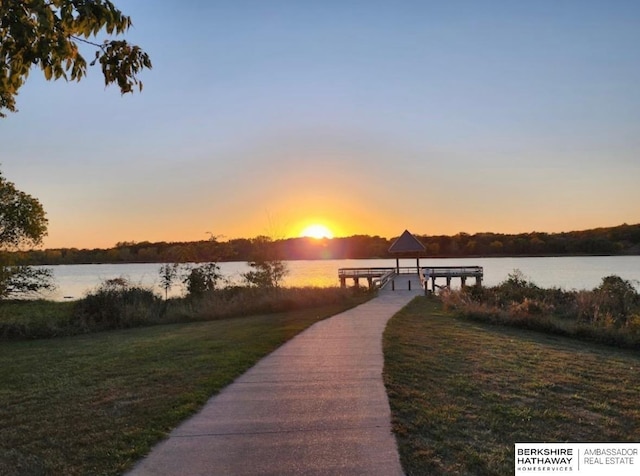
<box><xmin>12</xmin><ymin>223</ymin><xmax>640</xmax><ymax>266</ymax></box>
<box><xmin>24</xmin><ymin>252</ymin><xmax>640</xmax><ymax>268</ymax></box>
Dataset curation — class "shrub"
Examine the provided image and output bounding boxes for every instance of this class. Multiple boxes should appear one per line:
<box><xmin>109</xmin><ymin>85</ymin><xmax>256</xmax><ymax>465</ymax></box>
<box><xmin>73</xmin><ymin>277</ymin><xmax>161</xmax><ymax>330</ymax></box>
<box><xmin>440</xmin><ymin>287</ymin><xmax>499</xmax><ymax>320</ymax></box>
<box><xmin>242</xmin><ymin>236</ymin><xmax>288</xmax><ymax>290</ymax></box>
<box><xmin>164</xmin><ymin>286</ymin><xmax>371</xmax><ymax>323</ymax></box>
<box><xmin>182</xmin><ymin>263</ymin><xmax>222</xmax><ymax>298</ymax></box>
<box><xmin>0</xmin><ymin>284</ymin><xmax>372</xmax><ymax>341</ymax></box>
<box><xmin>593</xmin><ymin>275</ymin><xmax>639</xmax><ymax>327</ymax></box>
<box><xmin>572</xmin><ymin>276</ymin><xmax>639</xmax><ymax>328</ymax></box>
<box><xmin>464</xmin><ymin>283</ymin><xmax>490</xmax><ymax>302</ymax></box>
<box><xmin>508</xmin><ymin>298</ymin><xmax>554</xmax><ymax>317</ymax></box>
<box><xmin>492</xmin><ymin>270</ymin><xmax>543</xmax><ymax>306</ymax></box>
<box><xmin>440</xmin><ymin>273</ymin><xmax>640</xmax><ymax>349</ymax></box>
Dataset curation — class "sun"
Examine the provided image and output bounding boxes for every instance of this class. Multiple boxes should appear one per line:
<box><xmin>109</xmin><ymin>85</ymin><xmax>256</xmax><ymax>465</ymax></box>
<box><xmin>300</xmin><ymin>224</ymin><xmax>334</xmax><ymax>239</ymax></box>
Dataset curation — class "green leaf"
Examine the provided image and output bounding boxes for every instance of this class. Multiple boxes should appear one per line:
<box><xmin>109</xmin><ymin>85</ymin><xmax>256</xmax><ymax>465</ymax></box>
<box><xmin>0</xmin><ymin>0</ymin><xmax>151</xmax><ymax>117</ymax></box>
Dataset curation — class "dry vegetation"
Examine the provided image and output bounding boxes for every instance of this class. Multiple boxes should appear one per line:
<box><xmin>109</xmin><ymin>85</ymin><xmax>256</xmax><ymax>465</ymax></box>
<box><xmin>0</xmin><ymin>282</ymin><xmax>372</xmax><ymax>340</ymax></box>
<box><xmin>440</xmin><ymin>271</ymin><xmax>640</xmax><ymax>348</ymax></box>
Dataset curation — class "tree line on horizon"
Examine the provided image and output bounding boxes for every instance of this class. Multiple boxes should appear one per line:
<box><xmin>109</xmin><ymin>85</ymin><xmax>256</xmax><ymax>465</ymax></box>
<box><xmin>10</xmin><ymin>223</ymin><xmax>640</xmax><ymax>266</ymax></box>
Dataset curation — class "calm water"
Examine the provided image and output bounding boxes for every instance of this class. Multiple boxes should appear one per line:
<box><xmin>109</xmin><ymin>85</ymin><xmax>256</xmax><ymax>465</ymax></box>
<box><xmin>41</xmin><ymin>256</ymin><xmax>640</xmax><ymax>301</ymax></box>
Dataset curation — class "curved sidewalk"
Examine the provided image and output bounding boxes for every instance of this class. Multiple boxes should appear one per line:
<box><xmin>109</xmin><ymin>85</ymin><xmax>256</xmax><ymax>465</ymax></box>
<box><xmin>128</xmin><ymin>287</ymin><xmax>420</xmax><ymax>476</ymax></box>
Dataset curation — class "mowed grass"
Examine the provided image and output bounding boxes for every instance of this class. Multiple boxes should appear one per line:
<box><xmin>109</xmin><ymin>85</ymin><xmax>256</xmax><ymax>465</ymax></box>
<box><xmin>0</xmin><ymin>301</ymin><xmax>361</xmax><ymax>476</ymax></box>
<box><xmin>383</xmin><ymin>297</ymin><xmax>640</xmax><ymax>476</ymax></box>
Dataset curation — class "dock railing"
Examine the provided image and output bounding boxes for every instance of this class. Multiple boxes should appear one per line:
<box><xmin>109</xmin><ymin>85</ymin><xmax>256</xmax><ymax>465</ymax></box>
<box><xmin>338</xmin><ymin>267</ymin><xmax>395</xmax><ymax>289</ymax></box>
<box><xmin>338</xmin><ymin>265</ymin><xmax>484</xmax><ymax>291</ymax></box>
<box><xmin>377</xmin><ymin>270</ymin><xmax>396</xmax><ymax>288</ymax></box>
<box><xmin>338</xmin><ymin>267</ymin><xmax>395</xmax><ymax>278</ymax></box>
<box><xmin>422</xmin><ymin>266</ymin><xmax>484</xmax><ymax>292</ymax></box>
<box><xmin>338</xmin><ymin>266</ymin><xmax>420</xmax><ymax>289</ymax></box>
<box><xmin>422</xmin><ymin>266</ymin><xmax>483</xmax><ymax>278</ymax></box>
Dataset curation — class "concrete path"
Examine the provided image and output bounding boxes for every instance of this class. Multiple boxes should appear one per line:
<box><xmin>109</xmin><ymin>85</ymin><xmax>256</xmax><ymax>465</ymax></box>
<box><xmin>128</xmin><ymin>285</ymin><xmax>422</xmax><ymax>476</ymax></box>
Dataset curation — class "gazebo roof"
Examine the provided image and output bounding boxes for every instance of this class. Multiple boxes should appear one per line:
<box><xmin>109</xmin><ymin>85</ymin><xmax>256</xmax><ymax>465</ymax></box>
<box><xmin>388</xmin><ymin>230</ymin><xmax>426</xmax><ymax>254</ymax></box>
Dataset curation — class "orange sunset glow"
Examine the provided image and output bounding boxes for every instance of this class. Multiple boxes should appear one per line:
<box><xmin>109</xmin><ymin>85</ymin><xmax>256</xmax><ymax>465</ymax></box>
<box><xmin>300</xmin><ymin>224</ymin><xmax>334</xmax><ymax>239</ymax></box>
<box><xmin>3</xmin><ymin>2</ymin><xmax>639</xmax><ymax>251</ymax></box>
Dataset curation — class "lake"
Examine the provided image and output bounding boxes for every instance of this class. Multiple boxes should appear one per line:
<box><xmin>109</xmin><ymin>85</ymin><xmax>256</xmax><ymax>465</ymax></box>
<box><xmin>41</xmin><ymin>256</ymin><xmax>640</xmax><ymax>301</ymax></box>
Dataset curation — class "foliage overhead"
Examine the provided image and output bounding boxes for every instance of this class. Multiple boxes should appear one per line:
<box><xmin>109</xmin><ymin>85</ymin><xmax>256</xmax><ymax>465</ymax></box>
<box><xmin>0</xmin><ymin>0</ymin><xmax>152</xmax><ymax>117</ymax></box>
<box><xmin>0</xmin><ymin>264</ymin><xmax>54</xmax><ymax>299</ymax></box>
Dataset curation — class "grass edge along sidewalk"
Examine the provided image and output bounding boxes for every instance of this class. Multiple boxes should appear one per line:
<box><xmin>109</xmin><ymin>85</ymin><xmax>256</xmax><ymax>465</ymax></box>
<box><xmin>383</xmin><ymin>297</ymin><xmax>640</xmax><ymax>476</ymax></box>
<box><xmin>0</xmin><ymin>298</ymin><xmax>368</xmax><ymax>476</ymax></box>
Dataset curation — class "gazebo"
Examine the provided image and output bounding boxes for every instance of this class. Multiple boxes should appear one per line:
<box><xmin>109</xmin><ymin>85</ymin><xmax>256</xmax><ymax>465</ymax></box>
<box><xmin>388</xmin><ymin>230</ymin><xmax>426</xmax><ymax>273</ymax></box>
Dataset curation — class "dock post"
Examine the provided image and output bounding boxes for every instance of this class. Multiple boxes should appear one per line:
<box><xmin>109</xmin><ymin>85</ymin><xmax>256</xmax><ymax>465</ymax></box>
<box><xmin>392</xmin><ymin>280</ymin><xmax>395</xmax><ymax>291</ymax></box>
<box><xmin>340</xmin><ymin>276</ymin><xmax>346</xmax><ymax>288</ymax></box>
<box><xmin>408</xmin><ymin>280</ymin><xmax>411</xmax><ymax>291</ymax></box>
<box><xmin>461</xmin><ymin>277</ymin><xmax>467</xmax><ymax>288</ymax></box>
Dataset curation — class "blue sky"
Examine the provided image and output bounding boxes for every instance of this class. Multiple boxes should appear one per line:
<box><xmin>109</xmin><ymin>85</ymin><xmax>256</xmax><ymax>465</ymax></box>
<box><xmin>2</xmin><ymin>0</ymin><xmax>639</xmax><ymax>248</ymax></box>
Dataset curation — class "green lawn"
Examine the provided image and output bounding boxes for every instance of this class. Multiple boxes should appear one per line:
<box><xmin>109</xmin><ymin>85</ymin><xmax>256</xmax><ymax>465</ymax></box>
<box><xmin>384</xmin><ymin>297</ymin><xmax>640</xmax><ymax>476</ymax></box>
<box><xmin>7</xmin><ymin>294</ymin><xmax>639</xmax><ymax>475</ymax></box>
<box><xmin>0</xmin><ymin>302</ymin><xmax>358</xmax><ymax>476</ymax></box>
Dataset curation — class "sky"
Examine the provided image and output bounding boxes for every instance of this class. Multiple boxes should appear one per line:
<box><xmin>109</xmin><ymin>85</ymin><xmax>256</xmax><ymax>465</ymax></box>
<box><xmin>2</xmin><ymin>0</ymin><xmax>640</xmax><ymax>249</ymax></box>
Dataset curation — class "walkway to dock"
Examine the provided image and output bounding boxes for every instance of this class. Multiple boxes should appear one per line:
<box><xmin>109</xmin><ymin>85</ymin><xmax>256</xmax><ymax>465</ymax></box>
<box><xmin>382</xmin><ymin>272</ymin><xmax>424</xmax><ymax>293</ymax></box>
<box><xmin>128</xmin><ymin>286</ymin><xmax>423</xmax><ymax>476</ymax></box>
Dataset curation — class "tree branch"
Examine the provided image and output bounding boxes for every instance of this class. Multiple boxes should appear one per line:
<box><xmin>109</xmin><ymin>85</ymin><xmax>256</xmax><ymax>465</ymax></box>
<box><xmin>69</xmin><ymin>35</ymin><xmax>105</xmax><ymax>50</ymax></box>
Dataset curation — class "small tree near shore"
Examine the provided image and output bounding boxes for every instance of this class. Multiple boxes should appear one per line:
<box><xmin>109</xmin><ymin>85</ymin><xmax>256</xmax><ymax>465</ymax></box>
<box><xmin>182</xmin><ymin>262</ymin><xmax>221</xmax><ymax>298</ymax></box>
<box><xmin>243</xmin><ymin>236</ymin><xmax>288</xmax><ymax>290</ymax></box>
<box><xmin>158</xmin><ymin>263</ymin><xmax>179</xmax><ymax>300</ymax></box>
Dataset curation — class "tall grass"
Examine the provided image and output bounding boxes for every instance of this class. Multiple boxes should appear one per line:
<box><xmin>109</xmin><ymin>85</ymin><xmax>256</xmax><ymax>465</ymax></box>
<box><xmin>0</xmin><ymin>279</ymin><xmax>373</xmax><ymax>340</ymax></box>
<box><xmin>164</xmin><ymin>286</ymin><xmax>367</xmax><ymax>321</ymax></box>
<box><xmin>0</xmin><ymin>300</ymin><xmax>75</xmax><ymax>339</ymax></box>
<box><xmin>440</xmin><ymin>271</ymin><xmax>640</xmax><ymax>348</ymax></box>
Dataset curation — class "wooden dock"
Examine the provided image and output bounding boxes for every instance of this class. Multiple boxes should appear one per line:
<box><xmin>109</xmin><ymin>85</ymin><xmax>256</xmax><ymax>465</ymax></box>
<box><xmin>338</xmin><ymin>267</ymin><xmax>396</xmax><ymax>289</ymax></box>
<box><xmin>338</xmin><ymin>265</ymin><xmax>483</xmax><ymax>293</ymax></box>
<box><xmin>421</xmin><ymin>266</ymin><xmax>483</xmax><ymax>292</ymax></box>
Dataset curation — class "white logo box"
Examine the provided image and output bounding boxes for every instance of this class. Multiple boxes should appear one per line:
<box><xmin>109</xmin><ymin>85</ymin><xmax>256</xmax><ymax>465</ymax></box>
<box><xmin>515</xmin><ymin>443</ymin><xmax>639</xmax><ymax>475</ymax></box>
